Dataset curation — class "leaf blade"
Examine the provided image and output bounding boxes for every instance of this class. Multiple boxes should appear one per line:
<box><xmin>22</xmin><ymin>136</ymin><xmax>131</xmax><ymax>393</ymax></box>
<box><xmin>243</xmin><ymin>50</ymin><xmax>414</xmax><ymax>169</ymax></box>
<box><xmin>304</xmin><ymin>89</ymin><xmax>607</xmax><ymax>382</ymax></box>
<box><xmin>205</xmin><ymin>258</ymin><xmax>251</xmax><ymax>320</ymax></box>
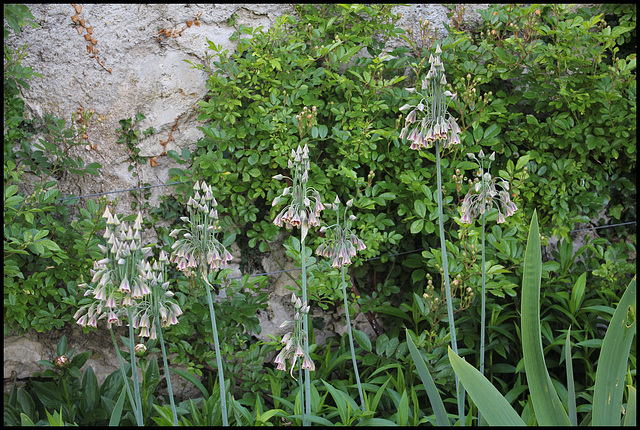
<box><xmin>406</xmin><ymin>331</ymin><xmax>449</xmax><ymax>426</ymax></box>
<box><xmin>447</xmin><ymin>347</ymin><xmax>525</xmax><ymax>426</ymax></box>
<box><xmin>521</xmin><ymin>210</ymin><xmax>570</xmax><ymax>425</ymax></box>
<box><xmin>592</xmin><ymin>277</ymin><xmax>636</xmax><ymax>426</ymax></box>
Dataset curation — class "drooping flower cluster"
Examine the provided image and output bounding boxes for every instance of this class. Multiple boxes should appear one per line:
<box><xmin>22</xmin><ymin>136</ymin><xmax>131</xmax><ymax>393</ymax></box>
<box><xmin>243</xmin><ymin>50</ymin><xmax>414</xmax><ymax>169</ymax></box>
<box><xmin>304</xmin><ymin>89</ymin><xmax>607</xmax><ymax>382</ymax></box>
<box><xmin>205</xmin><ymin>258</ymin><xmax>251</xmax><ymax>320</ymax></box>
<box><xmin>273</xmin><ymin>293</ymin><xmax>315</xmax><ymax>379</ymax></box>
<box><xmin>315</xmin><ymin>196</ymin><xmax>366</xmax><ymax>268</ymax></box>
<box><xmin>130</xmin><ymin>250</ymin><xmax>183</xmax><ymax>339</ymax></box>
<box><xmin>169</xmin><ymin>180</ymin><xmax>233</xmax><ymax>275</ymax></box>
<box><xmin>75</xmin><ymin>208</ymin><xmax>150</xmax><ymax>329</ymax></box>
<box><xmin>399</xmin><ymin>44</ymin><xmax>462</xmax><ymax>150</ymax></box>
<box><xmin>272</xmin><ymin>144</ymin><xmax>325</xmax><ymax>242</ymax></box>
<box><xmin>460</xmin><ymin>150</ymin><xmax>518</xmax><ymax>224</ymax></box>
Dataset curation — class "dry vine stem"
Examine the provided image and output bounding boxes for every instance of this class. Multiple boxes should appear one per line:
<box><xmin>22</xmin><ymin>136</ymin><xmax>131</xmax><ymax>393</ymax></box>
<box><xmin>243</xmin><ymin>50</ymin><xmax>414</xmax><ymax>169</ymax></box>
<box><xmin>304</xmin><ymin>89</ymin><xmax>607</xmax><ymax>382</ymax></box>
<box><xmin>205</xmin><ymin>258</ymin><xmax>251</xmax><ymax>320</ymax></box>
<box><xmin>70</xmin><ymin>3</ymin><xmax>112</xmax><ymax>73</ymax></box>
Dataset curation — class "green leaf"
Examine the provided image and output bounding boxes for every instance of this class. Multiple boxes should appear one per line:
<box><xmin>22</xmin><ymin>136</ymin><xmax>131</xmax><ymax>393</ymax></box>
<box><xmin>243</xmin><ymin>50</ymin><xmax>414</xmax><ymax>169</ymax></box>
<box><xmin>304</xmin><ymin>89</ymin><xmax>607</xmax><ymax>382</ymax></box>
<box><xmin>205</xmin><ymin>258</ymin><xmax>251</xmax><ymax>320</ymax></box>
<box><xmin>624</xmin><ymin>385</ymin><xmax>636</xmax><ymax>426</ymax></box>
<box><xmin>20</xmin><ymin>413</ymin><xmax>36</xmax><ymax>426</ymax></box>
<box><xmin>170</xmin><ymin>367</ymin><xmax>209</xmax><ymax>398</ymax></box>
<box><xmin>592</xmin><ymin>276</ymin><xmax>636</xmax><ymax>426</ymax></box>
<box><xmin>570</xmin><ymin>272</ymin><xmax>586</xmax><ymax>315</ymax></box>
<box><xmin>521</xmin><ymin>210</ymin><xmax>571</xmax><ymax>426</ymax></box>
<box><xmin>82</xmin><ymin>366</ymin><xmax>100</xmax><ymax>411</ymax></box>
<box><xmin>396</xmin><ymin>389</ymin><xmax>409</xmax><ymax>426</ymax></box>
<box><xmin>414</xmin><ymin>200</ymin><xmax>426</xmax><ymax>218</ymax></box>
<box><xmin>109</xmin><ymin>388</ymin><xmax>127</xmax><ymax>427</ymax></box>
<box><xmin>515</xmin><ymin>154</ymin><xmax>531</xmax><ymax>172</ymax></box>
<box><xmin>565</xmin><ymin>326</ymin><xmax>577</xmax><ymax>426</ymax></box>
<box><xmin>447</xmin><ymin>347</ymin><xmax>525</xmax><ymax>426</ymax></box>
<box><xmin>71</xmin><ymin>351</ymin><xmax>92</xmax><ymax>369</ymax></box>
<box><xmin>406</xmin><ymin>331</ymin><xmax>449</xmax><ymax>426</ymax></box>
<box><xmin>410</xmin><ymin>219</ymin><xmax>424</xmax><ymax>234</ymax></box>
<box><xmin>56</xmin><ymin>335</ymin><xmax>67</xmax><ymax>356</ymax></box>
<box><xmin>353</xmin><ymin>329</ymin><xmax>372</xmax><ymax>352</ymax></box>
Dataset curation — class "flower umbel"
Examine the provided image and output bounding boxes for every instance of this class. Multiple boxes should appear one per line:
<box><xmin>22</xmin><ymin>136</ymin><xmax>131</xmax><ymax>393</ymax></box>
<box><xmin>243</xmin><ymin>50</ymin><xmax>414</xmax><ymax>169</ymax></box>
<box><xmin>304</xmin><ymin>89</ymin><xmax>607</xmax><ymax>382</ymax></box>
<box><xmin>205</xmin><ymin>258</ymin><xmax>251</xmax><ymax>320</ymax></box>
<box><xmin>75</xmin><ymin>208</ymin><xmax>151</xmax><ymax>329</ymax></box>
<box><xmin>130</xmin><ymin>250</ymin><xmax>182</xmax><ymax>339</ymax></box>
<box><xmin>315</xmin><ymin>196</ymin><xmax>366</xmax><ymax>268</ymax></box>
<box><xmin>460</xmin><ymin>150</ymin><xmax>518</xmax><ymax>224</ymax></box>
<box><xmin>399</xmin><ymin>44</ymin><xmax>461</xmax><ymax>150</ymax></box>
<box><xmin>272</xmin><ymin>144</ymin><xmax>325</xmax><ymax>242</ymax></box>
<box><xmin>273</xmin><ymin>293</ymin><xmax>315</xmax><ymax>379</ymax></box>
<box><xmin>169</xmin><ymin>180</ymin><xmax>233</xmax><ymax>275</ymax></box>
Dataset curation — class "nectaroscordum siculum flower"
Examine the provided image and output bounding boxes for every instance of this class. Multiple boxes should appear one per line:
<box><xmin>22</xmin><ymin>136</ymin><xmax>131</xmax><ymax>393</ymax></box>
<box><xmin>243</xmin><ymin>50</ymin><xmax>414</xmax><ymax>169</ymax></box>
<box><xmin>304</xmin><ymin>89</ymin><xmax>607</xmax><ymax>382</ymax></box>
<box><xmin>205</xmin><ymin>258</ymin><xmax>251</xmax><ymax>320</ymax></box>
<box><xmin>169</xmin><ymin>180</ymin><xmax>233</xmax><ymax>275</ymax></box>
<box><xmin>316</xmin><ymin>196</ymin><xmax>366</xmax><ymax>268</ymax></box>
<box><xmin>74</xmin><ymin>206</ymin><xmax>151</xmax><ymax>426</ymax></box>
<box><xmin>315</xmin><ymin>195</ymin><xmax>367</xmax><ymax>410</ymax></box>
<box><xmin>272</xmin><ymin>144</ymin><xmax>325</xmax><ymax>242</ymax></box>
<box><xmin>273</xmin><ymin>293</ymin><xmax>314</xmax><ymax>380</ymax></box>
<box><xmin>398</xmin><ymin>43</ymin><xmax>465</xmax><ymax>422</ymax></box>
<box><xmin>460</xmin><ymin>150</ymin><xmax>518</xmax><ymax>225</ymax></box>
<box><xmin>398</xmin><ymin>44</ymin><xmax>461</xmax><ymax>151</ymax></box>
<box><xmin>74</xmin><ymin>208</ymin><xmax>151</xmax><ymax>329</ymax></box>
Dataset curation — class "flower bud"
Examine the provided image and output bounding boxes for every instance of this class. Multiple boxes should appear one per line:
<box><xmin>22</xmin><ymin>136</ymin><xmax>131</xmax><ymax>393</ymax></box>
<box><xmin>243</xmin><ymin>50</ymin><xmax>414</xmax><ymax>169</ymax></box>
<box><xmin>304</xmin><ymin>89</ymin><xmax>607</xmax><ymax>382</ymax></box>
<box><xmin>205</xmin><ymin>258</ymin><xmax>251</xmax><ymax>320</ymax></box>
<box><xmin>135</xmin><ymin>343</ymin><xmax>147</xmax><ymax>357</ymax></box>
<box><xmin>55</xmin><ymin>355</ymin><xmax>70</xmax><ymax>369</ymax></box>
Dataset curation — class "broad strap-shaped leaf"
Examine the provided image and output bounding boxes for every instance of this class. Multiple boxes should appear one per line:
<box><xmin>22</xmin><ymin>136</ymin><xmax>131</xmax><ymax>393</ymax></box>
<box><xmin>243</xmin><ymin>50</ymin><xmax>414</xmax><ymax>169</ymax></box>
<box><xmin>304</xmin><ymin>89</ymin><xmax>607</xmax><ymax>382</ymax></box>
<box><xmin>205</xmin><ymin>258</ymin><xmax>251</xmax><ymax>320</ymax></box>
<box><xmin>521</xmin><ymin>210</ymin><xmax>571</xmax><ymax>425</ymax></box>
<box><xmin>592</xmin><ymin>276</ymin><xmax>636</xmax><ymax>426</ymax></box>
<box><xmin>447</xmin><ymin>347</ymin><xmax>525</xmax><ymax>426</ymax></box>
<box><xmin>406</xmin><ymin>331</ymin><xmax>449</xmax><ymax>426</ymax></box>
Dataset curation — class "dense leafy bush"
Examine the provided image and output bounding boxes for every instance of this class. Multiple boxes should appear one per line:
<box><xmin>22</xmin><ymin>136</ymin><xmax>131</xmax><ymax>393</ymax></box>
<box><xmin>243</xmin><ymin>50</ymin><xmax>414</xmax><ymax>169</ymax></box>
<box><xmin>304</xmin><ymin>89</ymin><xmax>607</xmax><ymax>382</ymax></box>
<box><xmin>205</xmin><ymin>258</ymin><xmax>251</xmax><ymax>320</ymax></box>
<box><xmin>4</xmin><ymin>5</ymin><xmax>104</xmax><ymax>334</ymax></box>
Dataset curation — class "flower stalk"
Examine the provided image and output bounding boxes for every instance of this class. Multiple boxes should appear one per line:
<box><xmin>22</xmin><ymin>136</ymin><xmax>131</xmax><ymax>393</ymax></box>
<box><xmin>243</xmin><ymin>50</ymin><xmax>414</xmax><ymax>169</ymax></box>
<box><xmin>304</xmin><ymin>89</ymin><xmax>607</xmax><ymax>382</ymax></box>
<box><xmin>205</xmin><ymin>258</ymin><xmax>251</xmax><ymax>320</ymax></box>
<box><xmin>316</xmin><ymin>196</ymin><xmax>367</xmax><ymax>410</ymax></box>
<box><xmin>461</xmin><ymin>150</ymin><xmax>517</xmax><ymax>423</ymax></box>
<box><xmin>74</xmin><ymin>208</ymin><xmax>150</xmax><ymax>426</ymax></box>
<box><xmin>399</xmin><ymin>44</ymin><xmax>465</xmax><ymax>421</ymax></box>
<box><xmin>169</xmin><ymin>180</ymin><xmax>233</xmax><ymax>426</ymax></box>
<box><xmin>272</xmin><ymin>142</ymin><xmax>324</xmax><ymax>424</ymax></box>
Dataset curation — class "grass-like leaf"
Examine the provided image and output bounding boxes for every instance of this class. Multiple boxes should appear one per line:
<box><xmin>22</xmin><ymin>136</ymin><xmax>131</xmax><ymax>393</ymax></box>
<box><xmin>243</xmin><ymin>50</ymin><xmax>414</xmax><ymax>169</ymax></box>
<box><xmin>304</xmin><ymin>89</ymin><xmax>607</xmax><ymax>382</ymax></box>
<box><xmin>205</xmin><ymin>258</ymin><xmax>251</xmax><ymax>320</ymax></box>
<box><xmin>623</xmin><ymin>385</ymin><xmax>636</xmax><ymax>426</ymax></box>
<box><xmin>447</xmin><ymin>346</ymin><xmax>525</xmax><ymax>426</ymax></box>
<box><xmin>521</xmin><ymin>210</ymin><xmax>571</xmax><ymax>425</ymax></box>
<box><xmin>592</xmin><ymin>276</ymin><xmax>636</xmax><ymax>426</ymax></box>
<box><xmin>565</xmin><ymin>326</ymin><xmax>577</xmax><ymax>426</ymax></box>
<box><xmin>406</xmin><ymin>330</ymin><xmax>449</xmax><ymax>426</ymax></box>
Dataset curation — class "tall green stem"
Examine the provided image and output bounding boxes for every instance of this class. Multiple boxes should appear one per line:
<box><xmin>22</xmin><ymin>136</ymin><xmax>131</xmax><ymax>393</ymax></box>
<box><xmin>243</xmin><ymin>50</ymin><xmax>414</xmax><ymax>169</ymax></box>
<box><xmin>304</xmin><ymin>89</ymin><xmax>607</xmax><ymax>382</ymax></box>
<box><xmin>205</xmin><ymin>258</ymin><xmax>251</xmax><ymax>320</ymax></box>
<box><xmin>435</xmin><ymin>140</ymin><xmax>465</xmax><ymax>422</ymax></box>
<box><xmin>204</xmin><ymin>276</ymin><xmax>229</xmax><ymax>426</ymax></box>
<box><xmin>154</xmin><ymin>315</ymin><xmax>178</xmax><ymax>425</ymax></box>
<box><xmin>478</xmin><ymin>210</ymin><xmax>487</xmax><ymax>425</ymax></box>
<box><xmin>342</xmin><ymin>267</ymin><xmax>365</xmax><ymax>411</ymax></box>
<box><xmin>110</xmin><ymin>328</ymin><xmax>139</xmax><ymax>425</ymax></box>
<box><xmin>126</xmin><ymin>308</ymin><xmax>144</xmax><ymax>426</ymax></box>
<box><xmin>301</xmin><ymin>239</ymin><xmax>311</xmax><ymax>426</ymax></box>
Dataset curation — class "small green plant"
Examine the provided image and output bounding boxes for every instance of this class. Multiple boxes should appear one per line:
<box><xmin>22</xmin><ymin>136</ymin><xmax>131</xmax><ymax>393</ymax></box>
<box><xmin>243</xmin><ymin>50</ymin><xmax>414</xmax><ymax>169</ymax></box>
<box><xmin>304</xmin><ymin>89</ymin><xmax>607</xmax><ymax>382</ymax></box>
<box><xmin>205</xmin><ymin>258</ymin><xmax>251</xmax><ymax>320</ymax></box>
<box><xmin>115</xmin><ymin>113</ymin><xmax>156</xmax><ymax>210</ymax></box>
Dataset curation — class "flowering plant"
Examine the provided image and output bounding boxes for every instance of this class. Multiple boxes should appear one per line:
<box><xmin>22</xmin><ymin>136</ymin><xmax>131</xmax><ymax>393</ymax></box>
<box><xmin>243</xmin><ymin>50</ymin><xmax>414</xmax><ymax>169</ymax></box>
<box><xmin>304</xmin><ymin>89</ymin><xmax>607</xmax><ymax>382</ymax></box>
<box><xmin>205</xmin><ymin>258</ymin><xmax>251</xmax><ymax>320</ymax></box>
<box><xmin>398</xmin><ymin>43</ymin><xmax>466</xmax><ymax>421</ymax></box>
<box><xmin>169</xmin><ymin>179</ymin><xmax>233</xmax><ymax>426</ymax></box>
<box><xmin>272</xmin><ymin>144</ymin><xmax>325</xmax><ymax>242</ymax></box>
<box><xmin>272</xmin><ymin>142</ymin><xmax>325</xmax><ymax>424</ymax></box>
<box><xmin>459</xmin><ymin>150</ymin><xmax>517</xmax><ymax>421</ymax></box>
<box><xmin>316</xmin><ymin>196</ymin><xmax>367</xmax><ymax>410</ymax></box>
<box><xmin>74</xmin><ymin>207</ymin><xmax>151</xmax><ymax>426</ymax></box>
<box><xmin>461</xmin><ymin>150</ymin><xmax>518</xmax><ymax>225</ymax></box>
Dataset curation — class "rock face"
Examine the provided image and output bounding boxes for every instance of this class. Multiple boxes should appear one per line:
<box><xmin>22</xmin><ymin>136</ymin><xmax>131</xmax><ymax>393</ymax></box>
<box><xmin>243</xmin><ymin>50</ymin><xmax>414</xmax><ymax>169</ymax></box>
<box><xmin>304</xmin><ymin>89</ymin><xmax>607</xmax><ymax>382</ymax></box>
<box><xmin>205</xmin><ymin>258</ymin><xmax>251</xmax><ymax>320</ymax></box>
<box><xmin>4</xmin><ymin>3</ymin><xmax>480</xmax><ymax>395</ymax></box>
